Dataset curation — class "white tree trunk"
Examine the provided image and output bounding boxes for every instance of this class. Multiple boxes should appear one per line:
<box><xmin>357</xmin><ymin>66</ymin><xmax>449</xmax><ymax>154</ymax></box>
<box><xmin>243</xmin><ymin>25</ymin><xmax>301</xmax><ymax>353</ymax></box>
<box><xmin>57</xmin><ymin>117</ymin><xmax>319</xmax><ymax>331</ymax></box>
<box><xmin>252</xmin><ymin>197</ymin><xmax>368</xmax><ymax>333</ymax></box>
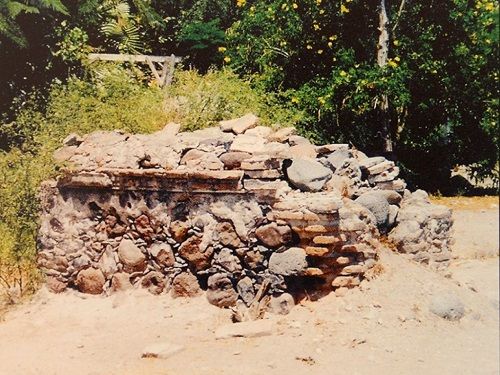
<box><xmin>377</xmin><ymin>0</ymin><xmax>393</xmax><ymax>154</ymax></box>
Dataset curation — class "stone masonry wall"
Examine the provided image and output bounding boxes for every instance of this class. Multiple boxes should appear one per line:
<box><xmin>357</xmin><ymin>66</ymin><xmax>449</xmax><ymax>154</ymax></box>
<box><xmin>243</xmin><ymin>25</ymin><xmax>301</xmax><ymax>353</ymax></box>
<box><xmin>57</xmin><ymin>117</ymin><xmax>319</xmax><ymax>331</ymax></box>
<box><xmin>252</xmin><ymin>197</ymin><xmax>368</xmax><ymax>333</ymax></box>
<box><xmin>38</xmin><ymin>114</ymin><xmax>453</xmax><ymax>310</ymax></box>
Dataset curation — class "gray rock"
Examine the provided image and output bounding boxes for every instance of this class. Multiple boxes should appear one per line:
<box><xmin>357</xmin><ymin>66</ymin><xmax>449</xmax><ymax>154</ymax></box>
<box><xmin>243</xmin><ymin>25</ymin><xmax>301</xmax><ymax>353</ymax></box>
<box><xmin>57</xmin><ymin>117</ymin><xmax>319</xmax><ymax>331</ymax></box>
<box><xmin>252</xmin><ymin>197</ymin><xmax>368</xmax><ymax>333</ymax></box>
<box><xmin>219</xmin><ymin>151</ymin><xmax>251</xmax><ymax>169</ymax></box>
<box><xmin>326</xmin><ymin>149</ymin><xmax>351</xmax><ymax>170</ymax></box>
<box><xmin>269</xmin><ymin>247</ymin><xmax>307</xmax><ymax>276</ymax></box>
<box><xmin>355</xmin><ymin>191</ymin><xmax>391</xmax><ymax>228</ymax></box>
<box><xmin>429</xmin><ymin>292</ymin><xmax>465</xmax><ymax>321</ymax></box>
<box><xmin>220</xmin><ymin>113</ymin><xmax>259</xmax><ymax>134</ymax></box>
<box><xmin>269</xmin><ymin>293</ymin><xmax>295</xmax><ymax>315</ymax></box>
<box><xmin>387</xmin><ymin>205</ymin><xmax>399</xmax><ymax>228</ymax></box>
<box><xmin>237</xmin><ymin>277</ymin><xmax>255</xmax><ymax>305</ymax></box>
<box><xmin>214</xmin><ymin>248</ymin><xmax>242</xmax><ymax>273</ymax></box>
<box><xmin>286</xmin><ymin>159</ymin><xmax>332</xmax><ymax>192</ymax></box>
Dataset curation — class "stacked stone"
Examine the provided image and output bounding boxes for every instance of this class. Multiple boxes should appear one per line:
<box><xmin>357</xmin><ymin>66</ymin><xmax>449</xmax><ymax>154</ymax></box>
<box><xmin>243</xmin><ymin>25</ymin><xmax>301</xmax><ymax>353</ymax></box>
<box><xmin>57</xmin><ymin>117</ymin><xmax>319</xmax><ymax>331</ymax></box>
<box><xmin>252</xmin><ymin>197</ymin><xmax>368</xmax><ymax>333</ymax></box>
<box><xmin>388</xmin><ymin>190</ymin><xmax>454</xmax><ymax>270</ymax></box>
<box><xmin>39</xmin><ymin>113</ymin><xmax>453</xmax><ymax>309</ymax></box>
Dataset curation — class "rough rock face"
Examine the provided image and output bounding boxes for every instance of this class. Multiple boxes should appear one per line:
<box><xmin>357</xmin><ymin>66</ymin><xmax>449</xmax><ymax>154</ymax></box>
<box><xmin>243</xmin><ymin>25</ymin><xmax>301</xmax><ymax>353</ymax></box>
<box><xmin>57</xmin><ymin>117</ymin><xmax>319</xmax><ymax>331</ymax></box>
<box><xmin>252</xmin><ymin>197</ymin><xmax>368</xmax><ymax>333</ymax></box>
<box><xmin>38</xmin><ymin>113</ymin><xmax>453</xmax><ymax>312</ymax></box>
<box><xmin>389</xmin><ymin>190</ymin><xmax>453</xmax><ymax>270</ymax></box>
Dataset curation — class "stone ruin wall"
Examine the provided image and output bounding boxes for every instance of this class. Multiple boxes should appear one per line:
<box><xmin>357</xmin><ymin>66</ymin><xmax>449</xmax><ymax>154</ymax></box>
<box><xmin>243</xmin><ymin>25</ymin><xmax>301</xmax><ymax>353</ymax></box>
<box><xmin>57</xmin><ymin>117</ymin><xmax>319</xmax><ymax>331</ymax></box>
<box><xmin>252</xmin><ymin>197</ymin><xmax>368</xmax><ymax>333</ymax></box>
<box><xmin>38</xmin><ymin>114</ymin><xmax>454</xmax><ymax>311</ymax></box>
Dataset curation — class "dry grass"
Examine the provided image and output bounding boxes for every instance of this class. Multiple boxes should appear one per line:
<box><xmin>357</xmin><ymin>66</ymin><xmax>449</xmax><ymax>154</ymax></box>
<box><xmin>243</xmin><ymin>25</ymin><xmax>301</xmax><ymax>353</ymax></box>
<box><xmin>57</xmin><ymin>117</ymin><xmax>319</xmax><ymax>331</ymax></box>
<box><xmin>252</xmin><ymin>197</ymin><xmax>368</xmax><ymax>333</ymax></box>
<box><xmin>430</xmin><ymin>195</ymin><xmax>499</xmax><ymax>211</ymax></box>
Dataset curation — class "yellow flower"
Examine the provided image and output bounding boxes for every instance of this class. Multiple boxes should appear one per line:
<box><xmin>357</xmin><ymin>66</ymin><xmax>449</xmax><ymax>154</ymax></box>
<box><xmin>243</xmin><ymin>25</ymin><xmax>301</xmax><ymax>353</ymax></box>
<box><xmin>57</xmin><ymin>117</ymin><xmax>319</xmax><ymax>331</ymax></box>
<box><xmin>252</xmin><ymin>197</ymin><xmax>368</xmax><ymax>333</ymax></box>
<box><xmin>306</xmin><ymin>44</ymin><xmax>313</xmax><ymax>50</ymax></box>
<box><xmin>316</xmin><ymin>0</ymin><xmax>322</xmax><ymax>4</ymax></box>
<box><xmin>313</xmin><ymin>23</ymin><xmax>320</xmax><ymax>31</ymax></box>
<box><xmin>341</xmin><ymin>4</ymin><xmax>349</xmax><ymax>13</ymax></box>
<box><xmin>387</xmin><ymin>60</ymin><xmax>398</xmax><ymax>68</ymax></box>
<box><xmin>291</xmin><ymin>97</ymin><xmax>299</xmax><ymax>104</ymax></box>
<box><xmin>218</xmin><ymin>47</ymin><xmax>227</xmax><ymax>52</ymax></box>
<box><xmin>329</xmin><ymin>35</ymin><xmax>338</xmax><ymax>41</ymax></box>
<box><xmin>485</xmin><ymin>2</ymin><xmax>495</xmax><ymax>11</ymax></box>
<box><xmin>224</xmin><ymin>56</ymin><xmax>231</xmax><ymax>63</ymax></box>
<box><xmin>394</xmin><ymin>56</ymin><xmax>400</xmax><ymax>62</ymax></box>
<box><xmin>318</xmin><ymin>97</ymin><xmax>326</xmax><ymax>105</ymax></box>
<box><xmin>292</xmin><ymin>3</ymin><xmax>298</xmax><ymax>9</ymax></box>
<box><xmin>327</xmin><ymin>42</ymin><xmax>333</xmax><ymax>48</ymax></box>
<box><xmin>339</xmin><ymin>70</ymin><xmax>347</xmax><ymax>77</ymax></box>
<box><xmin>317</xmin><ymin>49</ymin><xmax>323</xmax><ymax>54</ymax></box>
<box><xmin>236</xmin><ymin>0</ymin><xmax>246</xmax><ymax>7</ymax></box>
<box><xmin>393</xmin><ymin>40</ymin><xmax>400</xmax><ymax>46</ymax></box>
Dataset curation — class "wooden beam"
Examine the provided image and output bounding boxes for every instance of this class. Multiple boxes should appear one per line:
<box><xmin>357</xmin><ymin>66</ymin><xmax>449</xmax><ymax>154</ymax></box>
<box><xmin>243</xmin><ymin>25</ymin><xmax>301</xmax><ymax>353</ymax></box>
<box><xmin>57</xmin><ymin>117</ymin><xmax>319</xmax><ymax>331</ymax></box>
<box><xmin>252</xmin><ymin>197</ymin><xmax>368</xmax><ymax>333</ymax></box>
<box><xmin>88</xmin><ymin>53</ymin><xmax>182</xmax><ymax>64</ymax></box>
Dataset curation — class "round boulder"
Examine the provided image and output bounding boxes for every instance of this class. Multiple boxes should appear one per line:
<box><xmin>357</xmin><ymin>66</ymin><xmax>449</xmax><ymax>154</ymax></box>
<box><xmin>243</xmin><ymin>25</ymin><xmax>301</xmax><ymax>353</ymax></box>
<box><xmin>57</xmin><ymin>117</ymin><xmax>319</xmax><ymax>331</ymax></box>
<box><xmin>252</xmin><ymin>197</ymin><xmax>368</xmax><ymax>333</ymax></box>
<box><xmin>76</xmin><ymin>268</ymin><xmax>105</xmax><ymax>295</ymax></box>
<box><xmin>118</xmin><ymin>239</ymin><xmax>147</xmax><ymax>272</ymax></box>
<box><xmin>269</xmin><ymin>247</ymin><xmax>307</xmax><ymax>276</ymax></box>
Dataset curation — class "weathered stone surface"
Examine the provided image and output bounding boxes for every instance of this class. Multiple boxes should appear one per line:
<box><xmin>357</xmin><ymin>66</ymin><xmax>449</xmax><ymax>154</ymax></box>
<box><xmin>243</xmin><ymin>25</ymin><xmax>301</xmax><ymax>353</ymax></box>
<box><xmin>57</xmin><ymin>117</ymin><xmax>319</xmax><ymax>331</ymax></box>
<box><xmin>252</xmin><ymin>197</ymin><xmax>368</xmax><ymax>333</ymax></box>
<box><xmin>118</xmin><ymin>239</ymin><xmax>147</xmax><ymax>272</ymax></box>
<box><xmin>289</xmin><ymin>144</ymin><xmax>317</xmax><ymax>159</ymax></box>
<box><xmin>219</xmin><ymin>151</ymin><xmax>251</xmax><ymax>169</ymax></box>
<box><xmin>149</xmin><ymin>243</ymin><xmax>175</xmax><ymax>268</ymax></box>
<box><xmin>326</xmin><ymin>149</ymin><xmax>351</xmax><ymax>170</ymax></box>
<box><xmin>215</xmin><ymin>320</ymin><xmax>274</xmax><ymax>339</ymax></box>
<box><xmin>267</xmin><ymin>127</ymin><xmax>296</xmax><ymax>142</ymax></box>
<box><xmin>98</xmin><ymin>248</ymin><xmax>118</xmax><ymax>278</ymax></box>
<box><xmin>207</xmin><ymin>273</ymin><xmax>238</xmax><ymax>307</ymax></box>
<box><xmin>76</xmin><ymin>268</ymin><xmax>105</xmax><ymax>294</ymax></box>
<box><xmin>255</xmin><ymin>223</ymin><xmax>292</xmax><ymax>248</ymax></box>
<box><xmin>171</xmin><ymin>271</ymin><xmax>201</xmax><ymax>297</ymax></box>
<box><xmin>170</xmin><ymin>221</ymin><xmax>190</xmax><ymax>242</ymax></box>
<box><xmin>216</xmin><ymin>222</ymin><xmax>243</xmax><ymax>248</ymax></box>
<box><xmin>245</xmin><ymin>125</ymin><xmax>273</xmax><ymax>138</ymax></box>
<box><xmin>269</xmin><ymin>293</ymin><xmax>295</xmax><ymax>315</ymax></box>
<box><xmin>355</xmin><ymin>191</ymin><xmax>391</xmax><ymax>228</ymax></box>
<box><xmin>237</xmin><ymin>276</ymin><xmax>255</xmax><ymax>305</ymax></box>
<box><xmin>286</xmin><ymin>159</ymin><xmax>332</xmax><ymax>192</ymax></box>
<box><xmin>178</xmin><ymin>236</ymin><xmax>211</xmax><ymax>271</ymax></box>
<box><xmin>220</xmin><ymin>113</ymin><xmax>259</xmax><ymax>134</ymax></box>
<box><xmin>230</xmin><ymin>134</ymin><xmax>266</xmax><ymax>154</ymax></box>
<box><xmin>214</xmin><ymin>248</ymin><xmax>242</xmax><ymax>273</ymax></box>
<box><xmin>429</xmin><ymin>292</ymin><xmax>465</xmax><ymax>321</ymax></box>
<box><xmin>46</xmin><ymin>277</ymin><xmax>67</xmax><ymax>293</ymax></box>
<box><xmin>269</xmin><ymin>247</ymin><xmax>307</xmax><ymax>276</ymax></box>
<box><xmin>140</xmin><ymin>272</ymin><xmax>166</xmax><ymax>295</ymax></box>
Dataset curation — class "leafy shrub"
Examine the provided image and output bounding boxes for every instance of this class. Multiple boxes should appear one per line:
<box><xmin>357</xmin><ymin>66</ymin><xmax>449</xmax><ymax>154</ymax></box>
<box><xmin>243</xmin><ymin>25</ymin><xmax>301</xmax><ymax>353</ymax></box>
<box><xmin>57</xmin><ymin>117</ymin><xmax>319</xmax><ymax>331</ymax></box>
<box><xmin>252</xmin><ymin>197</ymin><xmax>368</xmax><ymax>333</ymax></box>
<box><xmin>0</xmin><ymin>64</ymin><xmax>300</xmax><ymax>301</ymax></box>
<box><xmin>163</xmin><ymin>69</ymin><xmax>303</xmax><ymax>131</ymax></box>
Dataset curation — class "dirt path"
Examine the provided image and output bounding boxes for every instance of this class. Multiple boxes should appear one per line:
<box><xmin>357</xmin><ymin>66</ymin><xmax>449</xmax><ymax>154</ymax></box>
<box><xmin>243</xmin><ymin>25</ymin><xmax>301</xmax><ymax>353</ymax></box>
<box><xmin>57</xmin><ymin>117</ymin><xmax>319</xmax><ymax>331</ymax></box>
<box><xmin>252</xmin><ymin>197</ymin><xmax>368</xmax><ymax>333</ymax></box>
<box><xmin>0</xmin><ymin>208</ymin><xmax>498</xmax><ymax>375</ymax></box>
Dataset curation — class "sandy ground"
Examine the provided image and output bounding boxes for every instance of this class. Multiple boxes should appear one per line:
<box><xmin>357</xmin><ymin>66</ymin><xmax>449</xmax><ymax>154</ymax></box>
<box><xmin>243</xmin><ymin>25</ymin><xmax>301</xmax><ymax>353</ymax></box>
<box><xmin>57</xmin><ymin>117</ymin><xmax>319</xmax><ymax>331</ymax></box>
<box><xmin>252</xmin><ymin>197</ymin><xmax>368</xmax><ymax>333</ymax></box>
<box><xmin>0</xmin><ymin>208</ymin><xmax>498</xmax><ymax>375</ymax></box>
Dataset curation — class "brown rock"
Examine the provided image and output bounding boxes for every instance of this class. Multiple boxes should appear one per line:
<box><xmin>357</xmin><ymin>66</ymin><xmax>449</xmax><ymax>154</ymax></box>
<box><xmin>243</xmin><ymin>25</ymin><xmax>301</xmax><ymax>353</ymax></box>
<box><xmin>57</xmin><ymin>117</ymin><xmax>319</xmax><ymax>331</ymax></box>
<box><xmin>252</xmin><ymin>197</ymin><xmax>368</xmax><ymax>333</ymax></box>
<box><xmin>288</xmin><ymin>143</ymin><xmax>317</xmax><ymax>158</ymax></box>
<box><xmin>141</xmin><ymin>271</ymin><xmax>166</xmax><ymax>295</ymax></box>
<box><xmin>178</xmin><ymin>236</ymin><xmax>211</xmax><ymax>271</ymax></box>
<box><xmin>118</xmin><ymin>239</ymin><xmax>147</xmax><ymax>272</ymax></box>
<box><xmin>255</xmin><ymin>223</ymin><xmax>292</xmax><ymax>248</ymax></box>
<box><xmin>46</xmin><ymin>277</ymin><xmax>67</xmax><ymax>293</ymax></box>
<box><xmin>171</xmin><ymin>272</ymin><xmax>202</xmax><ymax>297</ymax></box>
<box><xmin>267</xmin><ymin>127</ymin><xmax>296</xmax><ymax>142</ymax></box>
<box><xmin>241</xmin><ymin>249</ymin><xmax>265</xmax><ymax>269</ymax></box>
<box><xmin>76</xmin><ymin>268</ymin><xmax>105</xmax><ymax>294</ymax></box>
<box><xmin>111</xmin><ymin>272</ymin><xmax>132</xmax><ymax>292</ymax></box>
<box><xmin>149</xmin><ymin>242</ymin><xmax>175</xmax><ymax>267</ymax></box>
<box><xmin>135</xmin><ymin>214</ymin><xmax>154</xmax><ymax>238</ymax></box>
<box><xmin>170</xmin><ymin>221</ymin><xmax>190</xmax><ymax>243</ymax></box>
<box><xmin>216</xmin><ymin>222</ymin><xmax>243</xmax><ymax>248</ymax></box>
<box><xmin>207</xmin><ymin>273</ymin><xmax>238</xmax><ymax>307</ymax></box>
<box><xmin>219</xmin><ymin>151</ymin><xmax>252</xmax><ymax>169</ymax></box>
